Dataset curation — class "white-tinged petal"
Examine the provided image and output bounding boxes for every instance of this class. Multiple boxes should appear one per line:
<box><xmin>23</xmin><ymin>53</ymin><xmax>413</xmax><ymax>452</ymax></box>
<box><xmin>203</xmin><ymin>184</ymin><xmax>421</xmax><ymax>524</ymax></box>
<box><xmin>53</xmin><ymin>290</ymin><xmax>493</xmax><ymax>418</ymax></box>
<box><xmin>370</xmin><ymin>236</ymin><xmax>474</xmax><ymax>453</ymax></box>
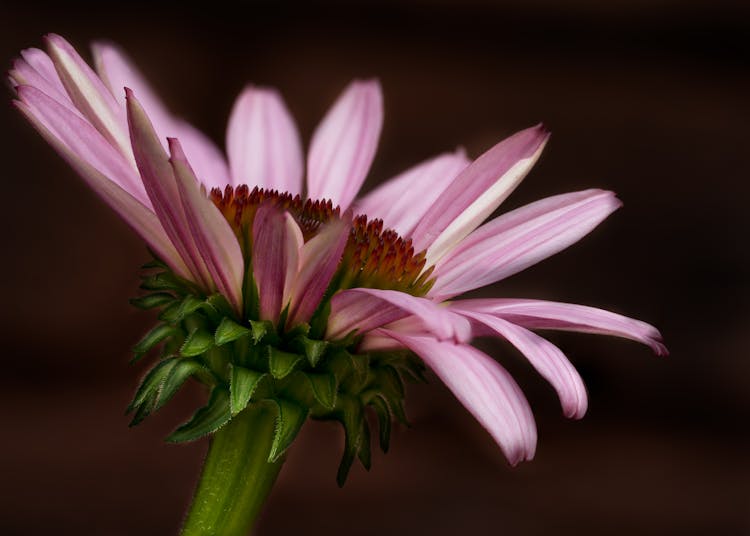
<box><xmin>92</xmin><ymin>41</ymin><xmax>175</xmax><ymax>141</ymax></box>
<box><xmin>453</xmin><ymin>298</ymin><xmax>668</xmax><ymax>356</ymax></box>
<box><xmin>16</xmin><ymin>85</ymin><xmax>148</xmax><ymax>205</ymax></box>
<box><xmin>307</xmin><ymin>80</ymin><xmax>383</xmax><ymax>210</ymax></box>
<box><xmin>93</xmin><ymin>42</ymin><xmax>230</xmax><ymax>189</ymax></box>
<box><xmin>44</xmin><ymin>34</ymin><xmax>133</xmax><ymax>162</ymax></box>
<box><xmin>14</xmin><ymin>99</ymin><xmax>189</xmax><ymax>279</ymax></box>
<box><xmin>251</xmin><ymin>204</ymin><xmax>304</xmax><ymax>322</ymax></box>
<box><xmin>412</xmin><ymin>125</ymin><xmax>550</xmax><ymax>265</ymax></box>
<box><xmin>382</xmin><ymin>331</ymin><xmax>537</xmax><ymax>465</ymax></box>
<box><xmin>430</xmin><ymin>189</ymin><xmax>622</xmax><ymax>300</ymax></box>
<box><xmin>454</xmin><ymin>307</ymin><xmax>588</xmax><ymax>419</ymax></box>
<box><xmin>327</xmin><ymin>288</ymin><xmax>470</xmax><ymax>342</ymax></box>
<box><xmin>10</xmin><ymin>51</ymin><xmax>80</xmax><ymax>115</ymax></box>
<box><xmin>20</xmin><ymin>48</ymin><xmax>68</xmax><ymax>94</ymax></box>
<box><xmin>168</xmin><ymin>138</ymin><xmax>245</xmax><ymax>312</ymax></box>
<box><xmin>126</xmin><ymin>89</ymin><xmax>213</xmax><ymax>288</ymax></box>
<box><xmin>353</xmin><ymin>149</ymin><xmax>470</xmax><ymax>237</ymax></box>
<box><xmin>169</xmin><ymin>120</ymin><xmax>231</xmax><ymax>189</ymax></box>
<box><xmin>227</xmin><ymin>86</ymin><xmax>304</xmax><ymax>194</ymax></box>
<box><xmin>287</xmin><ymin>218</ymin><xmax>350</xmax><ymax>327</ymax></box>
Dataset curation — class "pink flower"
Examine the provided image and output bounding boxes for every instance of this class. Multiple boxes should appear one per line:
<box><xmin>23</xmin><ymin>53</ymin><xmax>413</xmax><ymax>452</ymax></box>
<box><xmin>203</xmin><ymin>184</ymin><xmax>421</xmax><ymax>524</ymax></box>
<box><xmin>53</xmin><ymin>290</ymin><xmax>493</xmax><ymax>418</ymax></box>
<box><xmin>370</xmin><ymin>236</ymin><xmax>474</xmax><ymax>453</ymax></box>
<box><xmin>10</xmin><ymin>34</ymin><xmax>666</xmax><ymax>466</ymax></box>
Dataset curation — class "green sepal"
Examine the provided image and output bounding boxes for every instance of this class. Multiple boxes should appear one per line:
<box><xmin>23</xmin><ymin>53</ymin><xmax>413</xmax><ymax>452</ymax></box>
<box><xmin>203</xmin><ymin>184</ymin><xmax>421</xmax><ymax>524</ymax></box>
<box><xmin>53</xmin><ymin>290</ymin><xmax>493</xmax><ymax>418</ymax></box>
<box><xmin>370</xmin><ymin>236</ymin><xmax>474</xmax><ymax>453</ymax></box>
<box><xmin>140</xmin><ymin>271</ymin><xmax>191</xmax><ymax>293</ymax></box>
<box><xmin>167</xmin><ymin>387</ymin><xmax>232</xmax><ymax>443</ymax></box>
<box><xmin>357</xmin><ymin>419</ymin><xmax>372</xmax><ymax>471</ymax></box>
<box><xmin>215</xmin><ymin>317</ymin><xmax>251</xmax><ymax>346</ymax></box>
<box><xmin>268</xmin><ymin>347</ymin><xmax>304</xmax><ymax>380</ymax></box>
<box><xmin>140</xmin><ymin>256</ymin><xmax>168</xmax><ymax>270</ymax></box>
<box><xmin>202</xmin><ymin>294</ymin><xmax>235</xmax><ymax>325</ymax></box>
<box><xmin>308</xmin><ymin>300</ymin><xmax>331</xmax><ymax>340</ymax></box>
<box><xmin>154</xmin><ymin>358</ymin><xmax>206</xmax><ymax>412</ymax></box>
<box><xmin>249</xmin><ymin>320</ymin><xmax>272</xmax><ymax>344</ymax></box>
<box><xmin>305</xmin><ymin>372</ymin><xmax>337</xmax><ymax>410</ymax></box>
<box><xmin>368</xmin><ymin>394</ymin><xmax>392</xmax><ymax>453</ymax></box>
<box><xmin>132</xmin><ymin>324</ymin><xmax>180</xmax><ymax>362</ymax></box>
<box><xmin>291</xmin><ymin>336</ymin><xmax>329</xmax><ymax>368</ymax></box>
<box><xmin>325</xmin><ymin>349</ymin><xmax>354</xmax><ymax>384</ymax></box>
<box><xmin>229</xmin><ymin>365</ymin><xmax>268</xmax><ymax>416</ymax></box>
<box><xmin>335</xmin><ymin>395</ymin><xmax>364</xmax><ymax>487</ymax></box>
<box><xmin>159</xmin><ymin>294</ymin><xmax>205</xmax><ymax>323</ymax></box>
<box><xmin>127</xmin><ymin>357</ymin><xmax>179</xmax><ymax>425</ymax></box>
<box><xmin>181</xmin><ymin>328</ymin><xmax>215</xmax><ymax>357</ymax></box>
<box><xmin>129</xmin><ymin>292</ymin><xmax>175</xmax><ymax>310</ymax></box>
<box><xmin>265</xmin><ymin>397</ymin><xmax>308</xmax><ymax>463</ymax></box>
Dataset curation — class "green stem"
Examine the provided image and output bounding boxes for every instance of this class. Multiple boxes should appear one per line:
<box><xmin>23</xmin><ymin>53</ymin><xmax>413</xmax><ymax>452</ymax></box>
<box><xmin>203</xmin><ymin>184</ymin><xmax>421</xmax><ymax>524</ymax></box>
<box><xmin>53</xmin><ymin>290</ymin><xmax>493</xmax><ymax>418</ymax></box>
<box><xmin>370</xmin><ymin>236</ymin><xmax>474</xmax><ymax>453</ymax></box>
<box><xmin>181</xmin><ymin>405</ymin><xmax>283</xmax><ymax>536</ymax></box>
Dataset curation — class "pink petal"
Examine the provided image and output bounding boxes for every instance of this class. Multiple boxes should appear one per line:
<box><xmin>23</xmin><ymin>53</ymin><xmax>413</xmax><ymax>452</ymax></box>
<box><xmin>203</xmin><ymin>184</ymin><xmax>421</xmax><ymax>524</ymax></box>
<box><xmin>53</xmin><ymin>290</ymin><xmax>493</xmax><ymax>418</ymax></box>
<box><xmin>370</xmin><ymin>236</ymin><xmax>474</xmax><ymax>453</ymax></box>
<box><xmin>169</xmin><ymin>120</ymin><xmax>231</xmax><ymax>190</ymax></box>
<box><xmin>307</xmin><ymin>80</ymin><xmax>383</xmax><ymax>210</ymax></box>
<box><xmin>44</xmin><ymin>34</ymin><xmax>132</xmax><ymax>162</ymax></box>
<box><xmin>227</xmin><ymin>86</ymin><xmax>304</xmax><ymax>194</ymax></box>
<box><xmin>168</xmin><ymin>138</ymin><xmax>245</xmax><ymax>312</ymax></box>
<box><xmin>286</xmin><ymin>217</ymin><xmax>350</xmax><ymax>327</ymax></box>
<box><xmin>126</xmin><ymin>89</ymin><xmax>212</xmax><ymax>288</ymax></box>
<box><xmin>20</xmin><ymin>48</ymin><xmax>68</xmax><ymax>95</ymax></box>
<box><xmin>92</xmin><ymin>41</ymin><xmax>175</xmax><ymax>143</ymax></box>
<box><xmin>453</xmin><ymin>307</ymin><xmax>588</xmax><ymax>419</ymax></box>
<box><xmin>411</xmin><ymin>125</ymin><xmax>550</xmax><ymax>265</ymax></box>
<box><xmin>93</xmin><ymin>42</ymin><xmax>230</xmax><ymax>189</ymax></box>
<box><xmin>251</xmin><ymin>204</ymin><xmax>304</xmax><ymax>322</ymax></box>
<box><xmin>430</xmin><ymin>189</ymin><xmax>622</xmax><ymax>300</ymax></box>
<box><xmin>382</xmin><ymin>331</ymin><xmax>537</xmax><ymax>465</ymax></box>
<box><xmin>10</xmin><ymin>50</ymin><xmax>79</xmax><ymax>114</ymax></box>
<box><xmin>16</xmin><ymin>85</ymin><xmax>148</xmax><ymax>205</ymax></box>
<box><xmin>453</xmin><ymin>298</ymin><xmax>668</xmax><ymax>356</ymax></box>
<box><xmin>353</xmin><ymin>149</ymin><xmax>470</xmax><ymax>237</ymax></box>
<box><xmin>14</xmin><ymin>99</ymin><xmax>189</xmax><ymax>279</ymax></box>
<box><xmin>327</xmin><ymin>288</ymin><xmax>470</xmax><ymax>342</ymax></box>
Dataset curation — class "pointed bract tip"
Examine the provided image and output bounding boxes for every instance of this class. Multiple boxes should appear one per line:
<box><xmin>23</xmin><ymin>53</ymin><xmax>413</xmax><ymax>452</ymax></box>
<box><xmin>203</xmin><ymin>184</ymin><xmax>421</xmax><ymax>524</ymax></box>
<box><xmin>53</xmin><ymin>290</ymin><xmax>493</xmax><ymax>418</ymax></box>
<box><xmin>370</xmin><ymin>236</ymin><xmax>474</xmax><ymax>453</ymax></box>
<box><xmin>124</xmin><ymin>86</ymin><xmax>135</xmax><ymax>100</ymax></box>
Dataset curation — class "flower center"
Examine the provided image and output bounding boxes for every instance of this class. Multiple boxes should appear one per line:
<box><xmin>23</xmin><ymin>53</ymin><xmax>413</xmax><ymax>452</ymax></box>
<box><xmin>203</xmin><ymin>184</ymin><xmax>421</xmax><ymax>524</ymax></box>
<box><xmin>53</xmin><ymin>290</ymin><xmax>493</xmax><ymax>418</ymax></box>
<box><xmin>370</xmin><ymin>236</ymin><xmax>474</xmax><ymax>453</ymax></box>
<box><xmin>211</xmin><ymin>186</ymin><xmax>434</xmax><ymax>296</ymax></box>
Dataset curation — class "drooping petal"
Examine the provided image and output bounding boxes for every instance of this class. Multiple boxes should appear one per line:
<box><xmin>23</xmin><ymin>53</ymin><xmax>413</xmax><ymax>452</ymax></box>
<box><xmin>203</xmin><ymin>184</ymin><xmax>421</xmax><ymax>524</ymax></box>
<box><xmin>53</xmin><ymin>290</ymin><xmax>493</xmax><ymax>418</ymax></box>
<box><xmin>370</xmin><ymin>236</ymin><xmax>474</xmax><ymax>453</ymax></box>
<box><xmin>9</xmin><ymin>50</ymin><xmax>79</xmax><ymax>114</ymax></box>
<box><xmin>92</xmin><ymin>41</ymin><xmax>175</xmax><ymax>141</ymax></box>
<box><xmin>453</xmin><ymin>307</ymin><xmax>588</xmax><ymax>419</ymax></box>
<box><xmin>20</xmin><ymin>48</ymin><xmax>68</xmax><ymax>95</ymax></box>
<box><xmin>126</xmin><ymin>89</ymin><xmax>212</xmax><ymax>288</ymax></box>
<box><xmin>44</xmin><ymin>34</ymin><xmax>133</xmax><ymax>161</ymax></box>
<box><xmin>382</xmin><ymin>331</ymin><xmax>537</xmax><ymax>465</ymax></box>
<box><xmin>227</xmin><ymin>86</ymin><xmax>304</xmax><ymax>194</ymax></box>
<box><xmin>326</xmin><ymin>288</ymin><xmax>470</xmax><ymax>342</ymax></box>
<box><xmin>14</xmin><ymin>99</ymin><xmax>189</xmax><ymax>279</ymax></box>
<box><xmin>430</xmin><ymin>189</ymin><xmax>622</xmax><ymax>300</ymax></box>
<box><xmin>412</xmin><ymin>124</ymin><xmax>550</xmax><ymax>265</ymax></box>
<box><xmin>307</xmin><ymin>80</ymin><xmax>383</xmax><ymax>210</ymax></box>
<box><xmin>169</xmin><ymin>120</ymin><xmax>231</xmax><ymax>190</ymax></box>
<box><xmin>93</xmin><ymin>42</ymin><xmax>231</xmax><ymax>189</ymax></box>
<box><xmin>453</xmin><ymin>298</ymin><xmax>668</xmax><ymax>356</ymax></box>
<box><xmin>353</xmin><ymin>149</ymin><xmax>470</xmax><ymax>237</ymax></box>
<box><xmin>168</xmin><ymin>138</ymin><xmax>245</xmax><ymax>312</ymax></box>
<box><xmin>251</xmin><ymin>204</ymin><xmax>304</xmax><ymax>322</ymax></box>
<box><xmin>16</xmin><ymin>85</ymin><xmax>147</xmax><ymax>204</ymax></box>
<box><xmin>287</xmin><ymin>217</ymin><xmax>350</xmax><ymax>326</ymax></box>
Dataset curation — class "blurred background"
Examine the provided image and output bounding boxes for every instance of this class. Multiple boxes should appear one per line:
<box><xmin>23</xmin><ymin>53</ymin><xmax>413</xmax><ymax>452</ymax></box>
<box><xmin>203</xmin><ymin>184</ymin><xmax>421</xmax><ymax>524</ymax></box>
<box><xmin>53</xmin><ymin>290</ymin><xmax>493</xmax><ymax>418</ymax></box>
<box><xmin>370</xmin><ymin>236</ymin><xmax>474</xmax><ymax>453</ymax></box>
<box><xmin>1</xmin><ymin>1</ymin><xmax>748</xmax><ymax>534</ymax></box>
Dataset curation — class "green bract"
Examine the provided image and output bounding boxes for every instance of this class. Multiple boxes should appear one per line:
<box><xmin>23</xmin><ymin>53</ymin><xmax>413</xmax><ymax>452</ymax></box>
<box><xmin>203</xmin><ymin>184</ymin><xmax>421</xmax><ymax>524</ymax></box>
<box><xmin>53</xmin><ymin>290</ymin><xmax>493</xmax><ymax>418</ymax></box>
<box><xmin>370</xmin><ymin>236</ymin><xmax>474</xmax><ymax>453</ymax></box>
<box><xmin>128</xmin><ymin>258</ymin><xmax>425</xmax><ymax>486</ymax></box>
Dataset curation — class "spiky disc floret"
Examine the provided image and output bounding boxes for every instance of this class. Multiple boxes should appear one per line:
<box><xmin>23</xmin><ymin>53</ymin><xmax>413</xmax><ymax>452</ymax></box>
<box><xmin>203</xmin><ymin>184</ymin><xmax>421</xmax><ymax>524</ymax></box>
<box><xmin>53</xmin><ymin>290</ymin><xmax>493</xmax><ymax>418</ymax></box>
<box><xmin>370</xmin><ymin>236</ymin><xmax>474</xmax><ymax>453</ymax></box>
<box><xmin>210</xmin><ymin>186</ymin><xmax>433</xmax><ymax>296</ymax></box>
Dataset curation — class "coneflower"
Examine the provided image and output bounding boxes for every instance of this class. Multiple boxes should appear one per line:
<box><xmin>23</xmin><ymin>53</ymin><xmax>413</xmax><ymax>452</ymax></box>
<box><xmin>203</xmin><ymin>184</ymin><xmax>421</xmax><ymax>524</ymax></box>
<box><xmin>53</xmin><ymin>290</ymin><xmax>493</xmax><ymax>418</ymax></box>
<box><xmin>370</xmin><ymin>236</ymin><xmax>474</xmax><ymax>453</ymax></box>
<box><xmin>9</xmin><ymin>34</ymin><xmax>666</xmax><ymax>535</ymax></box>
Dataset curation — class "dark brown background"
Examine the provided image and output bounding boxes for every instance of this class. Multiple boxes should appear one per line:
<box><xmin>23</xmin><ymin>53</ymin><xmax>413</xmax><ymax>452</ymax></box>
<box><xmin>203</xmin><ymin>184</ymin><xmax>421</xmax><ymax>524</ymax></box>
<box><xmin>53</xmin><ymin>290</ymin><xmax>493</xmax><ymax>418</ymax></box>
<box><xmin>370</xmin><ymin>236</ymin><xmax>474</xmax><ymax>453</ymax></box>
<box><xmin>2</xmin><ymin>1</ymin><xmax>748</xmax><ymax>534</ymax></box>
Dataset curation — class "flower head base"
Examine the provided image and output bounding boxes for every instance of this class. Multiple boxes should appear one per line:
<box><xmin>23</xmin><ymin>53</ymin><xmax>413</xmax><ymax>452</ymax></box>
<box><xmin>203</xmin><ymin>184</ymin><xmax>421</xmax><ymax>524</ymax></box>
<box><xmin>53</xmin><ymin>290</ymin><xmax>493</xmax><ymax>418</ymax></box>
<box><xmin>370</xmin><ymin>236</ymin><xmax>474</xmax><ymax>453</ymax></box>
<box><xmin>11</xmin><ymin>34</ymin><xmax>667</xmax><ymax>483</ymax></box>
<box><xmin>130</xmin><ymin>252</ymin><xmax>422</xmax><ymax>485</ymax></box>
